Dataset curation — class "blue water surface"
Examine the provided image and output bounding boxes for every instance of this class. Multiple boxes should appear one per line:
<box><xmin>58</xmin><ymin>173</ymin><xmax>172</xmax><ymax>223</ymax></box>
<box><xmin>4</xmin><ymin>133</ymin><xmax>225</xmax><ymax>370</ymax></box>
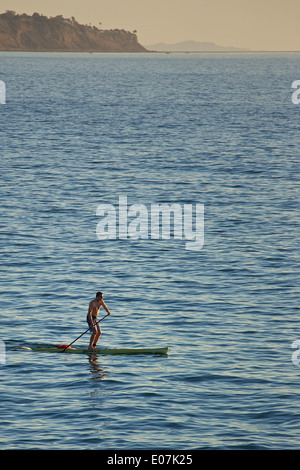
<box><xmin>0</xmin><ymin>52</ymin><xmax>299</xmax><ymax>449</ymax></box>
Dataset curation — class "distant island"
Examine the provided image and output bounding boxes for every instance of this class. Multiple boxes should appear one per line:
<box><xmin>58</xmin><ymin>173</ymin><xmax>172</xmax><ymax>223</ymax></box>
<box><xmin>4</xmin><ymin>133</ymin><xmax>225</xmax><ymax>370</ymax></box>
<box><xmin>147</xmin><ymin>40</ymin><xmax>250</xmax><ymax>52</ymax></box>
<box><xmin>0</xmin><ymin>11</ymin><xmax>146</xmax><ymax>52</ymax></box>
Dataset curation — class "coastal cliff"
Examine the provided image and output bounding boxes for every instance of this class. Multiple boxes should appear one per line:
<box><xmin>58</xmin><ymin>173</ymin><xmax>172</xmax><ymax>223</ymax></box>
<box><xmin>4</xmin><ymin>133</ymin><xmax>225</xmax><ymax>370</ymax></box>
<box><xmin>0</xmin><ymin>11</ymin><xmax>147</xmax><ymax>52</ymax></box>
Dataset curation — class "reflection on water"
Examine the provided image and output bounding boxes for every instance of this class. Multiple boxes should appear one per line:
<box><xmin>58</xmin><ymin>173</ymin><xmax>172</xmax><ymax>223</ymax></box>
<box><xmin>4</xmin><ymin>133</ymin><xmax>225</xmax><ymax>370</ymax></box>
<box><xmin>88</xmin><ymin>354</ymin><xmax>109</xmax><ymax>380</ymax></box>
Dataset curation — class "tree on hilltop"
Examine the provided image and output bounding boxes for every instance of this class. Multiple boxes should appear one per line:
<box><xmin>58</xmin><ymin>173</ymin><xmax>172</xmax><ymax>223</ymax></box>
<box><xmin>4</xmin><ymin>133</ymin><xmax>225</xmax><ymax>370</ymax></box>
<box><xmin>4</xmin><ymin>10</ymin><xmax>16</xmax><ymax>17</ymax></box>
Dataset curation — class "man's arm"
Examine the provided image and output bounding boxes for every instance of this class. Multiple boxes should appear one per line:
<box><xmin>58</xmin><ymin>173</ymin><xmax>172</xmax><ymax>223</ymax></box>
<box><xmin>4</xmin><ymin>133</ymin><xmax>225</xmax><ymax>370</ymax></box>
<box><xmin>101</xmin><ymin>300</ymin><xmax>111</xmax><ymax>315</ymax></box>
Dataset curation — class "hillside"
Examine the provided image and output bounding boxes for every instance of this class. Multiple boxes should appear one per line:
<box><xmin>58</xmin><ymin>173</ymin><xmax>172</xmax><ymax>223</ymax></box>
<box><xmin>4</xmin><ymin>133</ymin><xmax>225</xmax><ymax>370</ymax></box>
<box><xmin>147</xmin><ymin>40</ymin><xmax>250</xmax><ymax>52</ymax></box>
<box><xmin>0</xmin><ymin>11</ymin><xmax>147</xmax><ymax>52</ymax></box>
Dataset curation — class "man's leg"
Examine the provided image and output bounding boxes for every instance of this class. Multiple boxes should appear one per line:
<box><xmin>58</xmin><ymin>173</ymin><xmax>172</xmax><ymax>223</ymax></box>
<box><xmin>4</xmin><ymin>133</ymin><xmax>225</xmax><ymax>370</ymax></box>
<box><xmin>89</xmin><ymin>331</ymin><xmax>97</xmax><ymax>349</ymax></box>
<box><xmin>93</xmin><ymin>331</ymin><xmax>101</xmax><ymax>348</ymax></box>
<box><xmin>93</xmin><ymin>323</ymin><xmax>102</xmax><ymax>348</ymax></box>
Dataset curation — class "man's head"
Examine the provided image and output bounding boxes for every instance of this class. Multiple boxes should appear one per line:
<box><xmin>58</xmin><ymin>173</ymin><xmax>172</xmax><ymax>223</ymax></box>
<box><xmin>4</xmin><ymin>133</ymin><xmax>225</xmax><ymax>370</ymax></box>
<box><xmin>96</xmin><ymin>291</ymin><xmax>103</xmax><ymax>300</ymax></box>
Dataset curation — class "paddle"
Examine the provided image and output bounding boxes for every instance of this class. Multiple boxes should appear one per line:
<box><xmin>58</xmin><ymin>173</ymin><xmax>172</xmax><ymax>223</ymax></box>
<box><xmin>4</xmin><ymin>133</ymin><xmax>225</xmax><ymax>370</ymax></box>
<box><xmin>61</xmin><ymin>313</ymin><xmax>110</xmax><ymax>352</ymax></box>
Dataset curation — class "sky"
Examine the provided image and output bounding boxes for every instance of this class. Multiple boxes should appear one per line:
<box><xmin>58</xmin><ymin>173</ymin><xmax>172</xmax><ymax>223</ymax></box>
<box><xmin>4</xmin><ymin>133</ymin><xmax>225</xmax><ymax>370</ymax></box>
<box><xmin>1</xmin><ymin>0</ymin><xmax>300</xmax><ymax>51</ymax></box>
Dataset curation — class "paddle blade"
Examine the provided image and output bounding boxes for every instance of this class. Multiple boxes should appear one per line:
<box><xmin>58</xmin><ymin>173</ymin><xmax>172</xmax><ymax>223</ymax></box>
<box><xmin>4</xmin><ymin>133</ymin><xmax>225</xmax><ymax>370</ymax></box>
<box><xmin>57</xmin><ymin>345</ymin><xmax>72</xmax><ymax>349</ymax></box>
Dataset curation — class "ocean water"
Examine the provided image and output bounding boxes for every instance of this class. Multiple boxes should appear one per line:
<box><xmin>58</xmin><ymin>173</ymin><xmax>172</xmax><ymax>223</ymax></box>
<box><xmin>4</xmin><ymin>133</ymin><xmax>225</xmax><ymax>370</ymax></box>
<box><xmin>0</xmin><ymin>52</ymin><xmax>299</xmax><ymax>450</ymax></box>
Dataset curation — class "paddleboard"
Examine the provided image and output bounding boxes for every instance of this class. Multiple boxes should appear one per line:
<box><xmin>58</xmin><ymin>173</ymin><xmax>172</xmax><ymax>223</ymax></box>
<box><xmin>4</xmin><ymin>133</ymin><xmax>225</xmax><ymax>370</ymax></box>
<box><xmin>30</xmin><ymin>346</ymin><xmax>169</xmax><ymax>355</ymax></box>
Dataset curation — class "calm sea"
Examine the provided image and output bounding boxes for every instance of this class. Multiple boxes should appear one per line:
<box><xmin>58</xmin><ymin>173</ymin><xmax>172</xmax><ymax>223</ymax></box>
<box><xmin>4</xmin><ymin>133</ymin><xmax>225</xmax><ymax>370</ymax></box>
<box><xmin>0</xmin><ymin>52</ymin><xmax>299</xmax><ymax>450</ymax></box>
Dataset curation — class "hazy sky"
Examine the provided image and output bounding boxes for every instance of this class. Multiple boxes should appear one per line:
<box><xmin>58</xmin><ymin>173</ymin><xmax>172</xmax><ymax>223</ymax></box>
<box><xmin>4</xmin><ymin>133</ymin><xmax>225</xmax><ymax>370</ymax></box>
<box><xmin>1</xmin><ymin>0</ymin><xmax>300</xmax><ymax>50</ymax></box>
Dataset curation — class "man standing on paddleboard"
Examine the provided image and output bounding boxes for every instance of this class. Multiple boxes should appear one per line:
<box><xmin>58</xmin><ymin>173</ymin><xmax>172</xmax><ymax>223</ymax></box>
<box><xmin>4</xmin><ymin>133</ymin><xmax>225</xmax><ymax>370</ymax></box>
<box><xmin>87</xmin><ymin>292</ymin><xmax>111</xmax><ymax>350</ymax></box>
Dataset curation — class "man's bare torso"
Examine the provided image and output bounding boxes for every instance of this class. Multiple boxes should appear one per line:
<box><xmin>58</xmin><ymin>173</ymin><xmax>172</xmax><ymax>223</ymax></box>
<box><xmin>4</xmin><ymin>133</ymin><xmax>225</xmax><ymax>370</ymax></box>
<box><xmin>88</xmin><ymin>299</ymin><xmax>102</xmax><ymax>318</ymax></box>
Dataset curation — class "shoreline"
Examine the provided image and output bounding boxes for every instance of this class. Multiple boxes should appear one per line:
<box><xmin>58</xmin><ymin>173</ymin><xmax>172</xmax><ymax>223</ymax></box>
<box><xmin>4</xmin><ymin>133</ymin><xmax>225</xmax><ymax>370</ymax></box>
<box><xmin>0</xmin><ymin>49</ymin><xmax>300</xmax><ymax>54</ymax></box>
